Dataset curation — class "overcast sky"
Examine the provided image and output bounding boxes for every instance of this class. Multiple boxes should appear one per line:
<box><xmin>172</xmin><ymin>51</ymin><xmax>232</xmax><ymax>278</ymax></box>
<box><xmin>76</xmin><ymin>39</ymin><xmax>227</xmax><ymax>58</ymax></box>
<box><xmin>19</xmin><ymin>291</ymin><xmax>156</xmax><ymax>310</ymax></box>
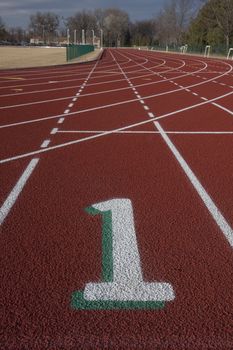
<box><xmin>0</xmin><ymin>0</ymin><xmax>165</xmax><ymax>28</ymax></box>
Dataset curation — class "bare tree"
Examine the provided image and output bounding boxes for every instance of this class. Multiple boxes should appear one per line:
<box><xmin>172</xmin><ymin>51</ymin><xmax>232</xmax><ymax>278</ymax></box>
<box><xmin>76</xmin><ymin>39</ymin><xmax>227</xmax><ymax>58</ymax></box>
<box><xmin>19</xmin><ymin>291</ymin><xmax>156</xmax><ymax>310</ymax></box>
<box><xmin>131</xmin><ymin>20</ymin><xmax>156</xmax><ymax>46</ymax></box>
<box><xmin>29</xmin><ymin>12</ymin><xmax>60</xmax><ymax>44</ymax></box>
<box><xmin>210</xmin><ymin>0</ymin><xmax>233</xmax><ymax>50</ymax></box>
<box><xmin>103</xmin><ymin>8</ymin><xmax>130</xmax><ymax>47</ymax></box>
<box><xmin>66</xmin><ymin>10</ymin><xmax>97</xmax><ymax>43</ymax></box>
<box><xmin>155</xmin><ymin>0</ymin><xmax>195</xmax><ymax>46</ymax></box>
<box><xmin>0</xmin><ymin>17</ymin><xmax>7</xmax><ymax>41</ymax></box>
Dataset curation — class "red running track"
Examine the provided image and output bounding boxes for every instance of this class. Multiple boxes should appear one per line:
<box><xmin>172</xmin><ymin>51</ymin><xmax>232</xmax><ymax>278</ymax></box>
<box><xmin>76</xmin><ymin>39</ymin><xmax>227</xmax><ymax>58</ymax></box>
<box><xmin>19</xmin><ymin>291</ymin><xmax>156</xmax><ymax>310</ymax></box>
<box><xmin>1</xmin><ymin>48</ymin><xmax>233</xmax><ymax>349</ymax></box>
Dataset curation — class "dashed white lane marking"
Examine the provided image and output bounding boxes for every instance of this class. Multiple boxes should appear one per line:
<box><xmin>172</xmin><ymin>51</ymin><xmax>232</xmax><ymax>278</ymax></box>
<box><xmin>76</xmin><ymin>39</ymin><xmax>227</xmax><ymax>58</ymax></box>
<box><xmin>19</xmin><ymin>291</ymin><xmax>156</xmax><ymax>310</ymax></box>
<box><xmin>68</xmin><ymin>103</ymin><xmax>74</xmax><ymax>108</ymax></box>
<box><xmin>76</xmin><ymin>93</ymin><xmax>80</xmax><ymax>96</ymax></box>
<box><xmin>192</xmin><ymin>92</ymin><xmax>198</xmax><ymax>96</ymax></box>
<box><xmin>40</xmin><ymin>139</ymin><xmax>51</xmax><ymax>148</ymax></box>
<box><xmin>148</xmin><ymin>112</ymin><xmax>155</xmax><ymax>118</ymax></box>
<box><xmin>58</xmin><ymin>117</ymin><xmax>65</xmax><ymax>124</ymax></box>
<box><xmin>144</xmin><ymin>106</ymin><xmax>149</xmax><ymax>111</ymax></box>
<box><xmin>64</xmin><ymin>109</ymin><xmax>70</xmax><ymax>114</ymax></box>
<box><xmin>201</xmin><ymin>97</ymin><xmax>208</xmax><ymax>101</ymax></box>
<box><xmin>140</xmin><ymin>100</ymin><xmax>145</xmax><ymax>104</ymax></box>
<box><xmin>72</xmin><ymin>98</ymin><xmax>78</xmax><ymax>102</ymax></box>
<box><xmin>0</xmin><ymin>158</ymin><xmax>39</xmax><ymax>225</ymax></box>
<box><xmin>155</xmin><ymin>121</ymin><xmax>233</xmax><ymax>248</ymax></box>
<box><xmin>136</xmin><ymin>94</ymin><xmax>141</xmax><ymax>98</ymax></box>
<box><xmin>1</xmin><ymin>89</ymin><xmax>233</xmax><ymax>131</ymax></box>
<box><xmin>50</xmin><ymin>127</ymin><xmax>58</xmax><ymax>135</ymax></box>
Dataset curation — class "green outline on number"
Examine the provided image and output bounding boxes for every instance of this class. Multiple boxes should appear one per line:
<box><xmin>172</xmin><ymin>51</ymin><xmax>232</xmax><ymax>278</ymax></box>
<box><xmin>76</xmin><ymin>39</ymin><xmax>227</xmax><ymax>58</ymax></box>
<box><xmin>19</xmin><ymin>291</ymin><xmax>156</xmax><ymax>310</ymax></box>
<box><xmin>71</xmin><ymin>205</ymin><xmax>165</xmax><ymax>310</ymax></box>
<box><xmin>71</xmin><ymin>291</ymin><xmax>164</xmax><ymax>310</ymax></box>
<box><xmin>85</xmin><ymin>206</ymin><xmax>113</xmax><ymax>282</ymax></box>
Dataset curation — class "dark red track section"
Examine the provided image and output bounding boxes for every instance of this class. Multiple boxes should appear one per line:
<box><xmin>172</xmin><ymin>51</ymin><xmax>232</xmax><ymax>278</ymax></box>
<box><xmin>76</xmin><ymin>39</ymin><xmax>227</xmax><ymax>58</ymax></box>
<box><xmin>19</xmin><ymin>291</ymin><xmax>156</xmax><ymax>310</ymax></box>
<box><xmin>1</xmin><ymin>49</ymin><xmax>233</xmax><ymax>349</ymax></box>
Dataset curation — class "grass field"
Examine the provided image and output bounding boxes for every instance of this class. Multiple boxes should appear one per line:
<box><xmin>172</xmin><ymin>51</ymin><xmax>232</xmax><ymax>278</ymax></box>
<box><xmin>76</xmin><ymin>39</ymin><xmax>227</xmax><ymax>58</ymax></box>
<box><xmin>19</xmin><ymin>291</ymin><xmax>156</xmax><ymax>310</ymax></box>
<box><xmin>0</xmin><ymin>46</ymin><xmax>100</xmax><ymax>69</ymax></box>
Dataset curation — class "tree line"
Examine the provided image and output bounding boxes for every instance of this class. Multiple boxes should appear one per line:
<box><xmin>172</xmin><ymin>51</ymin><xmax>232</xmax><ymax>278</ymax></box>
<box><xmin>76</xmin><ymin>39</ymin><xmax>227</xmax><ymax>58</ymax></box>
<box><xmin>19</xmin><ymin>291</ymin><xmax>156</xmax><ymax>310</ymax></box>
<box><xmin>0</xmin><ymin>0</ymin><xmax>233</xmax><ymax>52</ymax></box>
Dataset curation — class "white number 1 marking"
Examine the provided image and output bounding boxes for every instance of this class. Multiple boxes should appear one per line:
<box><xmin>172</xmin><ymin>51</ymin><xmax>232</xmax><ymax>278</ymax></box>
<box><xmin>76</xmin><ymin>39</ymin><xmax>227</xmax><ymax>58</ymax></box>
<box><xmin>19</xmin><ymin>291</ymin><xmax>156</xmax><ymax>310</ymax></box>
<box><xmin>72</xmin><ymin>198</ymin><xmax>175</xmax><ymax>309</ymax></box>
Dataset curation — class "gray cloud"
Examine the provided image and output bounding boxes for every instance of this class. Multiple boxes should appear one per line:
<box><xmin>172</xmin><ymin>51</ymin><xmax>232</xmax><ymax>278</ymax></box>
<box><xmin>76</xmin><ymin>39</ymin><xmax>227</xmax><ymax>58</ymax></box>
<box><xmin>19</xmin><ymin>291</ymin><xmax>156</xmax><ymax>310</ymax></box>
<box><xmin>1</xmin><ymin>0</ymin><xmax>164</xmax><ymax>27</ymax></box>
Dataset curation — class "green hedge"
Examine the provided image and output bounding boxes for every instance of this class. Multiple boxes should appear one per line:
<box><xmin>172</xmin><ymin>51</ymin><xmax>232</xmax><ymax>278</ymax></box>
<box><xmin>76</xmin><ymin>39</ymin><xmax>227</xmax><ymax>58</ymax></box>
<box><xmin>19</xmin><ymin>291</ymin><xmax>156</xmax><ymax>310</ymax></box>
<box><xmin>66</xmin><ymin>44</ymin><xmax>94</xmax><ymax>61</ymax></box>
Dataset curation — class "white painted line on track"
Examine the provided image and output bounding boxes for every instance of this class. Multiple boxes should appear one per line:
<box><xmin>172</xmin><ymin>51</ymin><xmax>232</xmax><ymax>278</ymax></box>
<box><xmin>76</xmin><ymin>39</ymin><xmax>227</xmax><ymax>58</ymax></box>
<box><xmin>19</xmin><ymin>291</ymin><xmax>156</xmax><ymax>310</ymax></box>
<box><xmin>0</xmin><ymin>158</ymin><xmax>39</xmax><ymax>225</ymax></box>
<box><xmin>148</xmin><ymin>112</ymin><xmax>155</xmax><ymax>118</ymax></box>
<box><xmin>58</xmin><ymin>118</ymin><xmax>65</xmax><ymax>124</ymax></box>
<box><xmin>201</xmin><ymin>97</ymin><xmax>208</xmax><ymax>101</ymax></box>
<box><xmin>64</xmin><ymin>109</ymin><xmax>70</xmax><ymax>114</ymax></box>
<box><xmin>212</xmin><ymin>102</ymin><xmax>233</xmax><ymax>116</ymax></box>
<box><xmin>1</xmin><ymin>89</ymin><xmax>233</xmax><ymax>131</ymax></box>
<box><xmin>68</xmin><ymin>103</ymin><xmax>74</xmax><ymax>108</ymax></box>
<box><xmin>72</xmin><ymin>98</ymin><xmax>78</xmax><ymax>102</ymax></box>
<box><xmin>144</xmin><ymin>106</ymin><xmax>149</xmax><ymax>111</ymax></box>
<box><xmin>140</xmin><ymin>100</ymin><xmax>145</xmax><ymax>104</ymax></box>
<box><xmin>57</xmin><ymin>130</ymin><xmax>233</xmax><ymax>135</ymax></box>
<box><xmin>154</xmin><ymin>121</ymin><xmax>233</xmax><ymax>248</ymax></box>
<box><xmin>40</xmin><ymin>139</ymin><xmax>50</xmax><ymax>148</ymax></box>
<box><xmin>2</xmin><ymin>88</ymin><xmax>233</xmax><ymax>165</ymax></box>
<box><xmin>50</xmin><ymin>128</ymin><xmax>58</xmax><ymax>135</ymax></box>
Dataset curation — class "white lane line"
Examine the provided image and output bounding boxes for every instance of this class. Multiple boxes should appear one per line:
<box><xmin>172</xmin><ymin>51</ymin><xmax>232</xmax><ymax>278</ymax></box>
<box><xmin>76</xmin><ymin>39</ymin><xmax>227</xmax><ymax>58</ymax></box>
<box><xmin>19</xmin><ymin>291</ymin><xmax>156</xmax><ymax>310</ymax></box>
<box><xmin>50</xmin><ymin>127</ymin><xmax>58</xmax><ymax>135</ymax></box>
<box><xmin>1</xmin><ymin>89</ymin><xmax>233</xmax><ymax>131</ymax></box>
<box><xmin>144</xmin><ymin>106</ymin><xmax>149</xmax><ymax>111</ymax></box>
<box><xmin>140</xmin><ymin>100</ymin><xmax>145</xmax><ymax>104</ymax></box>
<box><xmin>192</xmin><ymin>92</ymin><xmax>198</xmax><ymax>96</ymax></box>
<box><xmin>212</xmin><ymin>102</ymin><xmax>233</xmax><ymax>115</ymax></box>
<box><xmin>154</xmin><ymin>121</ymin><xmax>233</xmax><ymax>248</ymax></box>
<box><xmin>68</xmin><ymin>103</ymin><xmax>74</xmax><ymax>108</ymax></box>
<box><xmin>76</xmin><ymin>93</ymin><xmax>80</xmax><ymax>96</ymax></box>
<box><xmin>72</xmin><ymin>98</ymin><xmax>77</xmax><ymax>102</ymax></box>
<box><xmin>57</xmin><ymin>130</ymin><xmax>233</xmax><ymax>135</ymax></box>
<box><xmin>40</xmin><ymin>139</ymin><xmax>50</xmax><ymax>148</ymax></box>
<box><xmin>58</xmin><ymin>117</ymin><xmax>65</xmax><ymax>124</ymax></box>
<box><xmin>0</xmin><ymin>158</ymin><xmax>39</xmax><ymax>225</ymax></box>
<box><xmin>136</xmin><ymin>94</ymin><xmax>141</xmax><ymax>98</ymax></box>
<box><xmin>201</xmin><ymin>97</ymin><xmax>208</xmax><ymax>101</ymax></box>
<box><xmin>64</xmin><ymin>109</ymin><xmax>70</xmax><ymax>114</ymax></box>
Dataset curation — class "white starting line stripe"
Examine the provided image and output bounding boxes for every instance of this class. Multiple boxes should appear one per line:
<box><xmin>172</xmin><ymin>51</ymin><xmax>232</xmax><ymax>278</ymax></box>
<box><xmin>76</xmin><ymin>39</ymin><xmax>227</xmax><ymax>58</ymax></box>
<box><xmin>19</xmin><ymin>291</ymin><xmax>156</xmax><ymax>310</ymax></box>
<box><xmin>148</xmin><ymin>112</ymin><xmax>155</xmax><ymax>118</ymax></box>
<box><xmin>0</xmin><ymin>158</ymin><xmax>39</xmax><ymax>225</ymax></box>
<box><xmin>40</xmin><ymin>139</ymin><xmax>51</xmax><ymax>148</ymax></box>
<box><xmin>58</xmin><ymin>117</ymin><xmax>65</xmax><ymax>124</ymax></box>
<box><xmin>155</xmin><ymin>121</ymin><xmax>233</xmax><ymax>248</ymax></box>
<box><xmin>50</xmin><ymin>127</ymin><xmax>58</xmax><ymax>135</ymax></box>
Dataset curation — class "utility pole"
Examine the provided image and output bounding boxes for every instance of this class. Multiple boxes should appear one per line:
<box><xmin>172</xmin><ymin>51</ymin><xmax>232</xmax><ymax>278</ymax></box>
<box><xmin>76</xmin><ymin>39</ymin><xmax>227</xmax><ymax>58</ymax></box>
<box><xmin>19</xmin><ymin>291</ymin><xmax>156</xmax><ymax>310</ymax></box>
<box><xmin>100</xmin><ymin>29</ymin><xmax>103</xmax><ymax>48</ymax></box>
<box><xmin>67</xmin><ymin>28</ymin><xmax>70</xmax><ymax>45</ymax></box>
<box><xmin>82</xmin><ymin>29</ymin><xmax>85</xmax><ymax>44</ymax></box>
<box><xmin>92</xmin><ymin>29</ymin><xmax>95</xmax><ymax>46</ymax></box>
<box><xmin>74</xmin><ymin>29</ymin><xmax>77</xmax><ymax>44</ymax></box>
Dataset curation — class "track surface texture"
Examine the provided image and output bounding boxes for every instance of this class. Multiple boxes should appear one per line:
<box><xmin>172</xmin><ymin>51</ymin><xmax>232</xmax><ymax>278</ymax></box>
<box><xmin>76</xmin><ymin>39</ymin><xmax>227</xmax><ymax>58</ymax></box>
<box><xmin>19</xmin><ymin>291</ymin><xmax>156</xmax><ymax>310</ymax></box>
<box><xmin>1</xmin><ymin>49</ymin><xmax>233</xmax><ymax>350</ymax></box>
